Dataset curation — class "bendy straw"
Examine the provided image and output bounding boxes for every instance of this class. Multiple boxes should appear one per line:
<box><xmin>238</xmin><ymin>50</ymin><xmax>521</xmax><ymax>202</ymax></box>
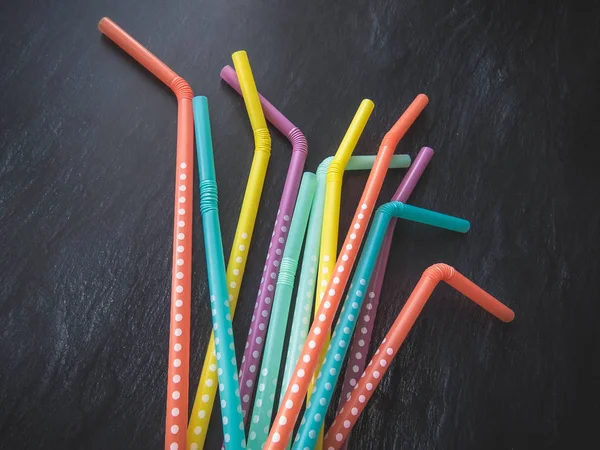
<box><xmin>294</xmin><ymin>202</ymin><xmax>469</xmax><ymax>449</ymax></box>
<box><xmin>279</xmin><ymin>154</ymin><xmax>412</xmax><ymax>421</ymax></box>
<box><xmin>97</xmin><ymin>18</ymin><xmax>194</xmax><ymax>450</ymax></box>
<box><xmin>325</xmin><ymin>263</ymin><xmax>515</xmax><ymax>449</ymax></box>
<box><xmin>336</xmin><ymin>146</ymin><xmax>433</xmax><ymax>449</ymax></box>
<box><xmin>220</xmin><ymin>65</ymin><xmax>308</xmax><ymax>425</ymax></box>
<box><xmin>192</xmin><ymin>97</ymin><xmax>246</xmax><ymax>449</ymax></box>
<box><xmin>265</xmin><ymin>94</ymin><xmax>429</xmax><ymax>449</ymax></box>
<box><xmin>247</xmin><ymin>173</ymin><xmax>316</xmax><ymax>449</ymax></box>
<box><xmin>188</xmin><ymin>54</ymin><xmax>272</xmax><ymax>449</ymax></box>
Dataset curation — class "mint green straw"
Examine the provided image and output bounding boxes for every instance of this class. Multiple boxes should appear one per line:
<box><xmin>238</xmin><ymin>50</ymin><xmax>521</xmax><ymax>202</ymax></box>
<box><xmin>246</xmin><ymin>172</ymin><xmax>316</xmax><ymax>449</ymax></box>
<box><xmin>193</xmin><ymin>96</ymin><xmax>246</xmax><ymax>449</ymax></box>
<box><xmin>293</xmin><ymin>202</ymin><xmax>470</xmax><ymax>450</ymax></box>
<box><xmin>278</xmin><ymin>154</ymin><xmax>410</xmax><ymax>419</ymax></box>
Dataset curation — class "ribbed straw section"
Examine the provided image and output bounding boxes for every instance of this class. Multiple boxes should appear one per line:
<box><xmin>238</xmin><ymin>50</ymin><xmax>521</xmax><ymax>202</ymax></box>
<box><xmin>288</xmin><ymin>127</ymin><xmax>308</xmax><ymax>154</ymax></box>
<box><xmin>424</xmin><ymin>263</ymin><xmax>456</xmax><ymax>281</ymax></box>
<box><xmin>316</xmin><ymin>157</ymin><xmax>333</xmax><ymax>177</ymax></box>
<box><xmin>255</xmin><ymin>127</ymin><xmax>272</xmax><ymax>154</ymax></box>
<box><xmin>277</xmin><ymin>257</ymin><xmax>298</xmax><ymax>287</ymax></box>
<box><xmin>199</xmin><ymin>180</ymin><xmax>218</xmax><ymax>215</ymax></box>
<box><xmin>171</xmin><ymin>76</ymin><xmax>193</xmax><ymax>100</ymax></box>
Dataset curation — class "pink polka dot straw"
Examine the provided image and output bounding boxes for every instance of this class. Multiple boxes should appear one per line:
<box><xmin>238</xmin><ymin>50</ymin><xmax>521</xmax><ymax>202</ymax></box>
<box><xmin>324</xmin><ymin>264</ymin><xmax>515</xmax><ymax>449</ymax></box>
<box><xmin>264</xmin><ymin>94</ymin><xmax>429</xmax><ymax>450</ymax></box>
<box><xmin>335</xmin><ymin>146</ymin><xmax>433</xmax><ymax>450</ymax></box>
<box><xmin>219</xmin><ymin>65</ymin><xmax>308</xmax><ymax>432</ymax></box>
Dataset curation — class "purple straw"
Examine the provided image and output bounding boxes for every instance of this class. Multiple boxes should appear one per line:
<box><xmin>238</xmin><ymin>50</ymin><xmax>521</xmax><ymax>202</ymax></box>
<box><xmin>220</xmin><ymin>66</ymin><xmax>308</xmax><ymax>425</ymax></box>
<box><xmin>336</xmin><ymin>146</ymin><xmax>434</xmax><ymax>449</ymax></box>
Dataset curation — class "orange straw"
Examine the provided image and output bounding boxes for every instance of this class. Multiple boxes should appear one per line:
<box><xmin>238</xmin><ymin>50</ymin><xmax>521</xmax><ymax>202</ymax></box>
<box><xmin>98</xmin><ymin>18</ymin><xmax>194</xmax><ymax>450</ymax></box>
<box><xmin>324</xmin><ymin>263</ymin><xmax>515</xmax><ymax>449</ymax></box>
<box><xmin>265</xmin><ymin>94</ymin><xmax>429</xmax><ymax>449</ymax></box>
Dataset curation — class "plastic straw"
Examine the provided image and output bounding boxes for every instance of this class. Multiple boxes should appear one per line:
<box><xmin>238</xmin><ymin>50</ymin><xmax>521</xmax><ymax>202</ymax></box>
<box><xmin>247</xmin><ymin>173</ymin><xmax>316</xmax><ymax>449</ymax></box>
<box><xmin>97</xmin><ymin>18</ymin><xmax>194</xmax><ymax>450</ymax></box>
<box><xmin>294</xmin><ymin>202</ymin><xmax>469</xmax><ymax>449</ymax></box>
<box><xmin>188</xmin><ymin>54</ymin><xmax>272</xmax><ymax>450</ymax></box>
<box><xmin>336</xmin><ymin>146</ymin><xmax>433</xmax><ymax>449</ymax></box>
<box><xmin>220</xmin><ymin>65</ymin><xmax>308</xmax><ymax>430</ymax></box>
<box><xmin>265</xmin><ymin>94</ymin><xmax>429</xmax><ymax>449</ymax></box>
<box><xmin>324</xmin><ymin>264</ymin><xmax>515</xmax><ymax>449</ymax></box>
<box><xmin>279</xmin><ymin>153</ymin><xmax>412</xmax><ymax>422</ymax></box>
<box><xmin>192</xmin><ymin>97</ymin><xmax>246</xmax><ymax>449</ymax></box>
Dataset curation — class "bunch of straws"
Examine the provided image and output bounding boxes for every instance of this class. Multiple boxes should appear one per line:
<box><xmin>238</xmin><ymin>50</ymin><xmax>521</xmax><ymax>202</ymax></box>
<box><xmin>98</xmin><ymin>18</ymin><xmax>515</xmax><ymax>450</ymax></box>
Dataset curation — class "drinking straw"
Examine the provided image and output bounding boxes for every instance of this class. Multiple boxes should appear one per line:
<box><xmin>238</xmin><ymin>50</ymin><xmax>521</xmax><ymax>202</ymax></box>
<box><xmin>279</xmin><ymin>153</ymin><xmax>412</xmax><ymax>422</ymax></box>
<box><xmin>265</xmin><ymin>94</ymin><xmax>429</xmax><ymax>449</ymax></box>
<box><xmin>188</xmin><ymin>54</ymin><xmax>272</xmax><ymax>450</ymax></box>
<box><xmin>324</xmin><ymin>263</ymin><xmax>515</xmax><ymax>449</ymax></box>
<box><xmin>192</xmin><ymin>97</ymin><xmax>246</xmax><ymax>449</ymax></box>
<box><xmin>97</xmin><ymin>18</ymin><xmax>194</xmax><ymax>450</ymax></box>
<box><xmin>220</xmin><ymin>65</ymin><xmax>309</xmax><ymax>425</ymax></box>
<box><xmin>240</xmin><ymin>99</ymin><xmax>372</xmax><ymax>433</ymax></box>
<box><xmin>336</xmin><ymin>146</ymin><xmax>433</xmax><ymax>450</ymax></box>
<box><xmin>246</xmin><ymin>173</ymin><xmax>316</xmax><ymax>449</ymax></box>
<box><xmin>294</xmin><ymin>202</ymin><xmax>469</xmax><ymax>449</ymax></box>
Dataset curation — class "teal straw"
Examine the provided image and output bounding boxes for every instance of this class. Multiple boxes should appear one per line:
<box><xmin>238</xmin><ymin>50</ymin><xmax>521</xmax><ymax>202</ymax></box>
<box><xmin>246</xmin><ymin>172</ymin><xmax>316</xmax><ymax>449</ymax></box>
<box><xmin>279</xmin><ymin>154</ymin><xmax>411</xmax><ymax>416</ymax></box>
<box><xmin>293</xmin><ymin>202</ymin><xmax>470</xmax><ymax>450</ymax></box>
<box><xmin>193</xmin><ymin>97</ymin><xmax>246</xmax><ymax>449</ymax></box>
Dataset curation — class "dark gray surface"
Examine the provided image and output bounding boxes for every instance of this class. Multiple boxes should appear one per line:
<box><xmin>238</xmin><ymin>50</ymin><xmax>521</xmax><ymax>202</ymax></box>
<box><xmin>1</xmin><ymin>1</ymin><xmax>599</xmax><ymax>449</ymax></box>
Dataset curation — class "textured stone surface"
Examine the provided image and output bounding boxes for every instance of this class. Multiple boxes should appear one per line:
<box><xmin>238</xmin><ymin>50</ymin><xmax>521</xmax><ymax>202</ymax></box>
<box><xmin>1</xmin><ymin>0</ymin><xmax>599</xmax><ymax>449</ymax></box>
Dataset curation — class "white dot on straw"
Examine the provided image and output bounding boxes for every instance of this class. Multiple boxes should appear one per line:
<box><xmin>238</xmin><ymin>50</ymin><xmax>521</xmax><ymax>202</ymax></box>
<box><xmin>170</xmin><ymin>444</ymin><xmax>178</xmax><ymax>450</ymax></box>
<box><xmin>303</xmin><ymin>355</ymin><xmax>311</xmax><ymax>363</ymax></box>
<box><xmin>177</xmin><ymin>246</ymin><xmax>184</xmax><ymax>252</ymax></box>
<box><xmin>173</xmin><ymin>375</ymin><xmax>181</xmax><ymax>383</ymax></box>
<box><xmin>174</xmin><ymin>359</ymin><xmax>181</xmax><ymax>367</ymax></box>
<box><xmin>176</xmin><ymin>286</ymin><xmax>183</xmax><ymax>294</ymax></box>
<box><xmin>359</xmin><ymin>395</ymin><xmax>366</xmax><ymax>403</ymax></box>
<box><xmin>180</xmin><ymin>163</ymin><xmax>187</xmax><ymax>169</ymax></box>
<box><xmin>175</xmin><ymin>314</ymin><xmax>182</xmax><ymax>322</ymax></box>
<box><xmin>336</xmin><ymin>433</ymin><xmax>343</xmax><ymax>442</ymax></box>
<box><xmin>298</xmin><ymin>369</ymin><xmax>305</xmax><ymax>377</ymax></box>
<box><xmin>175</xmin><ymin>328</ymin><xmax>182</xmax><ymax>336</ymax></box>
<box><xmin>344</xmin><ymin>420</ymin><xmax>351</xmax><ymax>428</ymax></box>
<box><xmin>171</xmin><ymin>408</ymin><xmax>179</xmax><ymax>417</ymax></box>
<box><xmin>351</xmin><ymin>407</ymin><xmax>358</xmax><ymax>415</ymax></box>
<box><xmin>374</xmin><ymin>371</ymin><xmax>380</xmax><ymax>378</ymax></box>
<box><xmin>361</xmin><ymin>203</ymin><xmax>367</xmax><ymax>210</ymax></box>
<box><xmin>179</xmin><ymin>197</ymin><xmax>186</xmax><ymax>203</ymax></box>
<box><xmin>314</xmin><ymin>327</ymin><xmax>321</xmax><ymax>335</ymax></box>
<box><xmin>175</xmin><ymin>299</ymin><xmax>183</xmax><ymax>307</ymax></box>
<box><xmin>273</xmin><ymin>433</ymin><xmax>281</xmax><ymax>443</ymax></box>
<box><xmin>194</xmin><ymin>426</ymin><xmax>202</xmax><ymax>434</ymax></box>
<box><xmin>172</xmin><ymin>391</ymin><xmax>180</xmax><ymax>400</ymax></box>
<box><xmin>171</xmin><ymin>425</ymin><xmax>179</xmax><ymax>434</ymax></box>
<box><xmin>174</xmin><ymin>343</ymin><xmax>182</xmax><ymax>352</ymax></box>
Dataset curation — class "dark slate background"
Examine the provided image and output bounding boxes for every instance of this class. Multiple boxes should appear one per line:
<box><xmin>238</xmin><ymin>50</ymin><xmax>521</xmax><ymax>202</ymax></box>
<box><xmin>1</xmin><ymin>1</ymin><xmax>599</xmax><ymax>449</ymax></box>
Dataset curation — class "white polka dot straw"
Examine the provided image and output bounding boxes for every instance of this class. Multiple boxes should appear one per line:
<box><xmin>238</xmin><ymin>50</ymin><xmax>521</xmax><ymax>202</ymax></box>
<box><xmin>325</xmin><ymin>264</ymin><xmax>514</xmax><ymax>449</ymax></box>
<box><xmin>247</xmin><ymin>174</ymin><xmax>316</xmax><ymax>447</ymax></box>
<box><xmin>265</xmin><ymin>94</ymin><xmax>429</xmax><ymax>449</ymax></box>
<box><xmin>98</xmin><ymin>18</ymin><xmax>197</xmax><ymax>450</ymax></box>
<box><xmin>295</xmin><ymin>201</ymin><xmax>471</xmax><ymax>448</ymax></box>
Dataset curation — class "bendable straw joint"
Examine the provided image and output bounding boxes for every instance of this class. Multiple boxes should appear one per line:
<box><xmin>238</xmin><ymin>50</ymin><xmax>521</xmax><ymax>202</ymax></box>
<box><xmin>378</xmin><ymin>201</ymin><xmax>405</xmax><ymax>217</ymax></box>
<box><xmin>171</xmin><ymin>76</ymin><xmax>193</xmax><ymax>100</ymax></box>
<box><xmin>327</xmin><ymin>160</ymin><xmax>346</xmax><ymax>184</ymax></box>
<box><xmin>255</xmin><ymin>127</ymin><xmax>272</xmax><ymax>154</ymax></box>
<box><xmin>316</xmin><ymin>157</ymin><xmax>333</xmax><ymax>176</ymax></box>
<box><xmin>288</xmin><ymin>127</ymin><xmax>308</xmax><ymax>154</ymax></box>
<box><xmin>277</xmin><ymin>257</ymin><xmax>298</xmax><ymax>287</ymax></box>
<box><xmin>424</xmin><ymin>263</ymin><xmax>456</xmax><ymax>281</ymax></box>
<box><xmin>200</xmin><ymin>180</ymin><xmax>219</xmax><ymax>215</ymax></box>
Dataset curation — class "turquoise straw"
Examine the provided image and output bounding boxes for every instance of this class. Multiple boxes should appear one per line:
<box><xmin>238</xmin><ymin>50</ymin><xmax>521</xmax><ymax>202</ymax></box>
<box><xmin>293</xmin><ymin>202</ymin><xmax>470</xmax><ymax>450</ymax></box>
<box><xmin>279</xmin><ymin>154</ymin><xmax>411</xmax><ymax>415</ymax></box>
<box><xmin>247</xmin><ymin>172</ymin><xmax>317</xmax><ymax>449</ymax></box>
<box><xmin>193</xmin><ymin>97</ymin><xmax>246</xmax><ymax>449</ymax></box>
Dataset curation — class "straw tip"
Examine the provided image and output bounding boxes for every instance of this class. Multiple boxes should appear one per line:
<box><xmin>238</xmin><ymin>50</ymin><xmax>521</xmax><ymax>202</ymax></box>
<box><xmin>360</xmin><ymin>99</ymin><xmax>375</xmax><ymax>110</ymax></box>
<box><xmin>504</xmin><ymin>310</ymin><xmax>516</xmax><ymax>322</ymax></box>
<box><xmin>220</xmin><ymin>65</ymin><xmax>234</xmax><ymax>79</ymax></box>
<box><xmin>232</xmin><ymin>50</ymin><xmax>248</xmax><ymax>60</ymax></box>
<box><xmin>416</xmin><ymin>93</ymin><xmax>429</xmax><ymax>104</ymax></box>
<box><xmin>98</xmin><ymin>17</ymin><xmax>111</xmax><ymax>30</ymax></box>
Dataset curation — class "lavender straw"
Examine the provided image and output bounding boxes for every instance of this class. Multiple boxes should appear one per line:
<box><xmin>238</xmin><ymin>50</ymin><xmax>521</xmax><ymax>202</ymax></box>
<box><xmin>336</xmin><ymin>146</ymin><xmax>434</xmax><ymax>449</ymax></box>
<box><xmin>220</xmin><ymin>66</ymin><xmax>308</xmax><ymax>423</ymax></box>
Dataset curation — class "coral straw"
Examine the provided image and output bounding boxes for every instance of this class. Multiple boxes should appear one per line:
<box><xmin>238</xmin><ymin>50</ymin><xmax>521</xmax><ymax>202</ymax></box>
<box><xmin>294</xmin><ymin>202</ymin><xmax>469</xmax><ymax>449</ymax></box>
<box><xmin>188</xmin><ymin>54</ymin><xmax>271</xmax><ymax>449</ymax></box>
<box><xmin>325</xmin><ymin>263</ymin><xmax>515</xmax><ymax>449</ymax></box>
<box><xmin>192</xmin><ymin>97</ymin><xmax>246</xmax><ymax>449</ymax></box>
<box><xmin>221</xmin><ymin>64</ymin><xmax>309</xmax><ymax>424</ymax></box>
<box><xmin>97</xmin><ymin>18</ymin><xmax>194</xmax><ymax>450</ymax></box>
<box><xmin>247</xmin><ymin>173</ymin><xmax>316</xmax><ymax>449</ymax></box>
<box><xmin>279</xmin><ymin>154</ymin><xmax>411</xmax><ymax>422</ymax></box>
<box><xmin>336</xmin><ymin>146</ymin><xmax>433</xmax><ymax>449</ymax></box>
<box><xmin>265</xmin><ymin>94</ymin><xmax>429</xmax><ymax>449</ymax></box>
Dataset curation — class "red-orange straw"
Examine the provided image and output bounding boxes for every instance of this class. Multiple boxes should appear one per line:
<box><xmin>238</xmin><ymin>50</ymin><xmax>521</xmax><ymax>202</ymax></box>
<box><xmin>324</xmin><ymin>263</ymin><xmax>514</xmax><ymax>449</ymax></box>
<box><xmin>98</xmin><ymin>18</ymin><xmax>194</xmax><ymax>450</ymax></box>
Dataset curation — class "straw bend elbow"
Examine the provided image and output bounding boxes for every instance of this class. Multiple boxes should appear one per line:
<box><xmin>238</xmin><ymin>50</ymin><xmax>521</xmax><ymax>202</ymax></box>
<box><xmin>288</xmin><ymin>127</ymin><xmax>308</xmax><ymax>155</ymax></box>
<box><xmin>254</xmin><ymin>127</ymin><xmax>271</xmax><ymax>155</ymax></box>
<box><xmin>423</xmin><ymin>263</ymin><xmax>456</xmax><ymax>282</ymax></box>
<box><xmin>377</xmin><ymin>201</ymin><xmax>406</xmax><ymax>218</ymax></box>
<box><xmin>171</xmin><ymin>77</ymin><xmax>193</xmax><ymax>100</ymax></box>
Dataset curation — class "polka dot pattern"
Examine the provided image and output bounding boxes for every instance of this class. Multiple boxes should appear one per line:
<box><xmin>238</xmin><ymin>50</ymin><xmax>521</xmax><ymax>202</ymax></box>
<box><xmin>267</xmin><ymin>190</ymin><xmax>377</xmax><ymax>450</ymax></box>
<box><xmin>166</xmin><ymin>159</ymin><xmax>193</xmax><ymax>450</ymax></box>
<box><xmin>237</xmin><ymin>204</ymin><xmax>292</xmax><ymax>427</ymax></box>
